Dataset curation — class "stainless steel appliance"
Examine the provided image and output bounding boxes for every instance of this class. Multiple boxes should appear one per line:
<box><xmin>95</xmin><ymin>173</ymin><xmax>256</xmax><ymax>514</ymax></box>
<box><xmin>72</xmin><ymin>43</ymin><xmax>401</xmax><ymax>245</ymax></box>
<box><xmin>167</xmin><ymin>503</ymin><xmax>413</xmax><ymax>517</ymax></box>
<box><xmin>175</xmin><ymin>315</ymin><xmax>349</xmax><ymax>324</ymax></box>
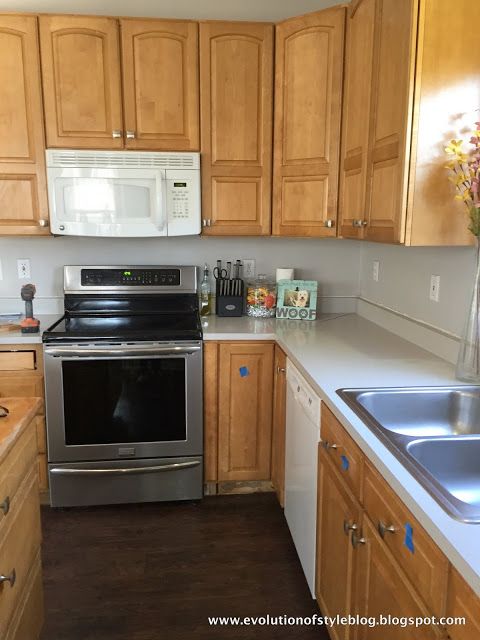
<box><xmin>43</xmin><ymin>265</ymin><xmax>203</xmax><ymax>507</ymax></box>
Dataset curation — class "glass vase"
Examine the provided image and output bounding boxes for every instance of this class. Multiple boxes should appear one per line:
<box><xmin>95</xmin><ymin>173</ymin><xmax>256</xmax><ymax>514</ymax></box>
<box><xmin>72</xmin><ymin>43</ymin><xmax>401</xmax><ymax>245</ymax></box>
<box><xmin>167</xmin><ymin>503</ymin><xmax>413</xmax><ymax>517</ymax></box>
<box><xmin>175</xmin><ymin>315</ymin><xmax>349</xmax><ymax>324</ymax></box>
<box><xmin>456</xmin><ymin>236</ymin><xmax>480</xmax><ymax>382</ymax></box>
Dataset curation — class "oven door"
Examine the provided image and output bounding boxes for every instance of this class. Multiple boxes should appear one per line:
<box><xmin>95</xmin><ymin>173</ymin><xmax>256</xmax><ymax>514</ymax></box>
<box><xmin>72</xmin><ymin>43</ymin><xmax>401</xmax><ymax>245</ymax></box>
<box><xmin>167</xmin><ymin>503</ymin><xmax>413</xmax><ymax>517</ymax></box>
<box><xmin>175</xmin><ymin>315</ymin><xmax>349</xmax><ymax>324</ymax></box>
<box><xmin>44</xmin><ymin>342</ymin><xmax>202</xmax><ymax>463</ymax></box>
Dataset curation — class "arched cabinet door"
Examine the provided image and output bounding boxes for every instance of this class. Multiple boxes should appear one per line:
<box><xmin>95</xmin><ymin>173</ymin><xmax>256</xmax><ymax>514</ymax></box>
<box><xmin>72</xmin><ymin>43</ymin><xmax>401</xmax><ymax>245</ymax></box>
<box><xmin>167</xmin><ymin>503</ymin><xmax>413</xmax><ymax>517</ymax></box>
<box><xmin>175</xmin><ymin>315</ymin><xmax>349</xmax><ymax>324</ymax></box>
<box><xmin>39</xmin><ymin>15</ymin><xmax>123</xmax><ymax>149</ymax></box>
<box><xmin>273</xmin><ymin>7</ymin><xmax>345</xmax><ymax>238</ymax></box>
<box><xmin>0</xmin><ymin>15</ymin><xmax>49</xmax><ymax>235</ymax></box>
<box><xmin>121</xmin><ymin>19</ymin><xmax>199</xmax><ymax>151</ymax></box>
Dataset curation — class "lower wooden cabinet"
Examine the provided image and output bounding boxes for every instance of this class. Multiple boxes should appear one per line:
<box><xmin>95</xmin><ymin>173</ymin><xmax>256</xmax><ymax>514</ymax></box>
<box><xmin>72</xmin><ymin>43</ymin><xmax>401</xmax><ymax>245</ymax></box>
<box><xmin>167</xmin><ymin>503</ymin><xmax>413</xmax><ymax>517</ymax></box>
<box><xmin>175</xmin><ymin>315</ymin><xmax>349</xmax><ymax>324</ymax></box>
<box><xmin>446</xmin><ymin>567</ymin><xmax>480</xmax><ymax>640</ymax></box>
<box><xmin>0</xmin><ymin>412</ymin><xmax>43</xmax><ymax>639</ymax></box>
<box><xmin>203</xmin><ymin>341</ymin><xmax>274</xmax><ymax>485</ymax></box>
<box><xmin>271</xmin><ymin>346</ymin><xmax>286</xmax><ymax>505</ymax></box>
<box><xmin>0</xmin><ymin>344</ymin><xmax>48</xmax><ymax>493</ymax></box>
<box><xmin>316</xmin><ymin>448</ymin><xmax>361</xmax><ymax>640</ymax></box>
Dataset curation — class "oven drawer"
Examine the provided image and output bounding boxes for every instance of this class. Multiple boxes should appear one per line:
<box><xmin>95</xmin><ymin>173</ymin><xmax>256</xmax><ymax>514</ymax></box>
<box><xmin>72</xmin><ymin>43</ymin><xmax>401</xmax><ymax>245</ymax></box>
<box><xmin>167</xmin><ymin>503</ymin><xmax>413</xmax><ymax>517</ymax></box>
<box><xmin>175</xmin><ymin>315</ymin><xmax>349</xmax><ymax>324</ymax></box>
<box><xmin>48</xmin><ymin>456</ymin><xmax>203</xmax><ymax>507</ymax></box>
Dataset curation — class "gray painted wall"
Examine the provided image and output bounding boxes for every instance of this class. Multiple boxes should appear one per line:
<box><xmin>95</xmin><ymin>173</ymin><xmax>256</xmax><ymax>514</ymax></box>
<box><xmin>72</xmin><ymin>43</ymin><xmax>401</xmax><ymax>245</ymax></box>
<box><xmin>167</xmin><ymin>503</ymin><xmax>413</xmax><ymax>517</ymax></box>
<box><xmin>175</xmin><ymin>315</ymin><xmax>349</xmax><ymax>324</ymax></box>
<box><xmin>0</xmin><ymin>0</ymin><xmax>339</xmax><ymax>21</ymax></box>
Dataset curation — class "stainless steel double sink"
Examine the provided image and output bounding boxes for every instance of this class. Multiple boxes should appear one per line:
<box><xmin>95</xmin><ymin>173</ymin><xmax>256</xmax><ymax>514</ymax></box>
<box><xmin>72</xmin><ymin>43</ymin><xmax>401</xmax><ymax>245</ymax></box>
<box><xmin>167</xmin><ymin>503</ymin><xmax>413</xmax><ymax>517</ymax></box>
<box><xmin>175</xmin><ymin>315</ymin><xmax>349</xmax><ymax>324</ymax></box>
<box><xmin>336</xmin><ymin>387</ymin><xmax>480</xmax><ymax>523</ymax></box>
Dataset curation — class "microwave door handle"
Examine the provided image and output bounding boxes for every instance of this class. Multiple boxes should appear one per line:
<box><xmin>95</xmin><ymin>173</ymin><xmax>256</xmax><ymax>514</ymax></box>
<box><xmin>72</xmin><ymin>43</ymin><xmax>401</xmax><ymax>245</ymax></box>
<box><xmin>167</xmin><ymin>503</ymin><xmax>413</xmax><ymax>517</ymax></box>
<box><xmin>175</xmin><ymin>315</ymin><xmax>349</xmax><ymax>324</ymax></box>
<box><xmin>45</xmin><ymin>345</ymin><xmax>201</xmax><ymax>358</ymax></box>
<box><xmin>154</xmin><ymin>170</ymin><xmax>166</xmax><ymax>233</ymax></box>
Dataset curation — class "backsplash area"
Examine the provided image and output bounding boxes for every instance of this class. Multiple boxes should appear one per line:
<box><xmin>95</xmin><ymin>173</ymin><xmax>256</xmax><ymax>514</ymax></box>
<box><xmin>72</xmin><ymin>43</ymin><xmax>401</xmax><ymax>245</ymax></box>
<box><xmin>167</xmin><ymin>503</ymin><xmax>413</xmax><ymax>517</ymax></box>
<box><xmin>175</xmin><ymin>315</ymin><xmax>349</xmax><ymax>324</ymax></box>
<box><xmin>0</xmin><ymin>236</ymin><xmax>360</xmax><ymax>314</ymax></box>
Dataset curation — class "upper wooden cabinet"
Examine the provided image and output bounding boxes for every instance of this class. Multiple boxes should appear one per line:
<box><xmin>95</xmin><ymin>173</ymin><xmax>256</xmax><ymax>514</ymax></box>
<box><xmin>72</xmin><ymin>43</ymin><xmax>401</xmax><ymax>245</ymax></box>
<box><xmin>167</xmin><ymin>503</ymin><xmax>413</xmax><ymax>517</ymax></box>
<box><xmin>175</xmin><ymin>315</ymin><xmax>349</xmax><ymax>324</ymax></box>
<box><xmin>39</xmin><ymin>15</ymin><xmax>199</xmax><ymax>151</ymax></box>
<box><xmin>39</xmin><ymin>15</ymin><xmax>123</xmax><ymax>149</ymax></box>
<box><xmin>273</xmin><ymin>7</ymin><xmax>345</xmax><ymax>237</ymax></box>
<box><xmin>339</xmin><ymin>0</ymin><xmax>480</xmax><ymax>245</ymax></box>
<box><xmin>120</xmin><ymin>19</ymin><xmax>199</xmax><ymax>150</ymax></box>
<box><xmin>200</xmin><ymin>21</ymin><xmax>273</xmax><ymax>235</ymax></box>
<box><xmin>338</xmin><ymin>0</ymin><xmax>375</xmax><ymax>239</ymax></box>
<box><xmin>0</xmin><ymin>15</ymin><xmax>49</xmax><ymax>235</ymax></box>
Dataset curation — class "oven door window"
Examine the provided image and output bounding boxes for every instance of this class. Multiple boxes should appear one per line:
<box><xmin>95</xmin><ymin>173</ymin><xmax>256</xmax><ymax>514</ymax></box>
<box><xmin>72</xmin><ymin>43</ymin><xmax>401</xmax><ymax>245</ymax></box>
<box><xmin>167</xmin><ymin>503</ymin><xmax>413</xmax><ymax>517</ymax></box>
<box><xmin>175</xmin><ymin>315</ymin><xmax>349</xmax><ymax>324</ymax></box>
<box><xmin>62</xmin><ymin>358</ymin><xmax>186</xmax><ymax>445</ymax></box>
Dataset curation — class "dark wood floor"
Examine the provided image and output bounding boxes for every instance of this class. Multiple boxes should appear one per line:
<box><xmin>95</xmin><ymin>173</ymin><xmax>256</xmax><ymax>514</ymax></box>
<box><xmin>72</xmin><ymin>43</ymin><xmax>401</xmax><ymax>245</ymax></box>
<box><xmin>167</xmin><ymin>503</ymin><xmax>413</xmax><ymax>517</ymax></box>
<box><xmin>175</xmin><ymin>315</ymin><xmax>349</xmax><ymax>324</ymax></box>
<box><xmin>40</xmin><ymin>493</ymin><xmax>328</xmax><ymax>639</ymax></box>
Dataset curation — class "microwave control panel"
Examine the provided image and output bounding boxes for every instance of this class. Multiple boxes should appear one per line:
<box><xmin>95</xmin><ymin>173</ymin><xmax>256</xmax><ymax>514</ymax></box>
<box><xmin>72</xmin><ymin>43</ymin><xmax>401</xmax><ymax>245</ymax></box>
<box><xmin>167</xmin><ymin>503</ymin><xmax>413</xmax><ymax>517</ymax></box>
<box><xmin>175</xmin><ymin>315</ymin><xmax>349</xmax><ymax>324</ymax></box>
<box><xmin>81</xmin><ymin>268</ymin><xmax>181</xmax><ymax>287</ymax></box>
<box><xmin>166</xmin><ymin>170</ymin><xmax>201</xmax><ymax>236</ymax></box>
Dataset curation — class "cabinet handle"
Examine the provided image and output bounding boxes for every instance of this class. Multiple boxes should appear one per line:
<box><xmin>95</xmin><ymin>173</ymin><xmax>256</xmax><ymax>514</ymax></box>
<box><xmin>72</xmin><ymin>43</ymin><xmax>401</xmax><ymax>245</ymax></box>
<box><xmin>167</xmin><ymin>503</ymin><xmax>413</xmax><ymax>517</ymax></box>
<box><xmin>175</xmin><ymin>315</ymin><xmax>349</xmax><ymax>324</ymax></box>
<box><xmin>277</xmin><ymin>366</ymin><xmax>286</xmax><ymax>374</ymax></box>
<box><xmin>343</xmin><ymin>519</ymin><xmax>358</xmax><ymax>536</ymax></box>
<box><xmin>0</xmin><ymin>569</ymin><xmax>16</xmax><ymax>587</ymax></box>
<box><xmin>322</xmin><ymin>441</ymin><xmax>338</xmax><ymax>451</ymax></box>
<box><xmin>38</xmin><ymin>219</ymin><xmax>49</xmax><ymax>227</ymax></box>
<box><xmin>352</xmin><ymin>219</ymin><xmax>368</xmax><ymax>228</ymax></box>
<box><xmin>324</xmin><ymin>219</ymin><xmax>335</xmax><ymax>228</ymax></box>
<box><xmin>351</xmin><ymin>531</ymin><xmax>366</xmax><ymax>548</ymax></box>
<box><xmin>377</xmin><ymin>521</ymin><xmax>396</xmax><ymax>538</ymax></box>
<box><xmin>202</xmin><ymin>219</ymin><xmax>212</xmax><ymax>228</ymax></box>
<box><xmin>0</xmin><ymin>496</ymin><xmax>9</xmax><ymax>515</ymax></box>
<box><xmin>112</xmin><ymin>130</ymin><xmax>123</xmax><ymax>139</ymax></box>
<box><xmin>126</xmin><ymin>130</ymin><xmax>136</xmax><ymax>139</ymax></box>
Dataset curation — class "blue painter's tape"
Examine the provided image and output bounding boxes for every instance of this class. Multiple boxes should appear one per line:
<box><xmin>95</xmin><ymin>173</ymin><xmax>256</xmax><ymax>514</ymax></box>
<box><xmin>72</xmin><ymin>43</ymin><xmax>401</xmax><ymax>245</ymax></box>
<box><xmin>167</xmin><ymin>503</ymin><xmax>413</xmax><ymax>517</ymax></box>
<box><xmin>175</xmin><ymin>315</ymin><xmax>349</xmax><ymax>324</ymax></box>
<box><xmin>239</xmin><ymin>366</ymin><xmax>249</xmax><ymax>377</ymax></box>
<box><xmin>404</xmin><ymin>523</ymin><xmax>414</xmax><ymax>553</ymax></box>
<box><xmin>341</xmin><ymin>455</ymin><xmax>350</xmax><ymax>471</ymax></box>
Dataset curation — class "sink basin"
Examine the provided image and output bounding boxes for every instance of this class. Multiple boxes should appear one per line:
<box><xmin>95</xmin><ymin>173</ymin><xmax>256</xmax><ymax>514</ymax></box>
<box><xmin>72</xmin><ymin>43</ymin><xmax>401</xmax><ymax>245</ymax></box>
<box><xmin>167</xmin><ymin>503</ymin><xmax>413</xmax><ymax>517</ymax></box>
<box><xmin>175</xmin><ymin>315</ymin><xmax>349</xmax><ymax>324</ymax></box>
<box><xmin>338</xmin><ymin>387</ymin><xmax>480</xmax><ymax>437</ymax></box>
<box><xmin>407</xmin><ymin>438</ymin><xmax>480</xmax><ymax>523</ymax></box>
<box><xmin>336</xmin><ymin>386</ymin><xmax>480</xmax><ymax>523</ymax></box>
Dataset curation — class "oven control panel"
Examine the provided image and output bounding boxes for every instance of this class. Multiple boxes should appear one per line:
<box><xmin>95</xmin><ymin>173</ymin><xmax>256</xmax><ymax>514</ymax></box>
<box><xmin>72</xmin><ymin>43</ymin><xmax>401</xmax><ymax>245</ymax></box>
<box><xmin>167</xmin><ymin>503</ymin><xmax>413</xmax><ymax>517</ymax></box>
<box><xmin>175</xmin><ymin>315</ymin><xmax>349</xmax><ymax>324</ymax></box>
<box><xmin>81</xmin><ymin>268</ymin><xmax>181</xmax><ymax>287</ymax></box>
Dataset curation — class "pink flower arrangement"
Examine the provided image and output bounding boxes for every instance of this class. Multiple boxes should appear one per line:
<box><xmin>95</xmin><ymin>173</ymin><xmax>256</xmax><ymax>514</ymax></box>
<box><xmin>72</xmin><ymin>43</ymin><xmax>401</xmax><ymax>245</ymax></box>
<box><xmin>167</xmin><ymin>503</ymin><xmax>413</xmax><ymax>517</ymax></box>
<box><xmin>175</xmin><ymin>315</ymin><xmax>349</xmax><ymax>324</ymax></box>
<box><xmin>445</xmin><ymin>119</ymin><xmax>480</xmax><ymax>235</ymax></box>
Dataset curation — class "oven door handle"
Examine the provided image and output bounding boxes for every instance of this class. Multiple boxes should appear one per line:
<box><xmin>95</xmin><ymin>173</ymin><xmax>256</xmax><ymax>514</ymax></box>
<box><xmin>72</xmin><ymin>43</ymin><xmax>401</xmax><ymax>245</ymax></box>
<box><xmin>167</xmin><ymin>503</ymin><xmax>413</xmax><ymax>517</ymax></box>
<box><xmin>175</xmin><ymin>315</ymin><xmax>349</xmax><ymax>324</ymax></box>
<box><xmin>49</xmin><ymin>460</ymin><xmax>201</xmax><ymax>476</ymax></box>
<box><xmin>44</xmin><ymin>345</ymin><xmax>201</xmax><ymax>358</ymax></box>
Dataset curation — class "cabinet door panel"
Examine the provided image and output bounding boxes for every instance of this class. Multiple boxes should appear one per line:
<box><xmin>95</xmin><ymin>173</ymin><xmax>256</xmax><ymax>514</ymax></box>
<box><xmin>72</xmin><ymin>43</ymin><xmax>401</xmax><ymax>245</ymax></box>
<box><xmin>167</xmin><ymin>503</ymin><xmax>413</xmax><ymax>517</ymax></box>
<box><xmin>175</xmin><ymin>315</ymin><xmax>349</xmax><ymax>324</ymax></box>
<box><xmin>446</xmin><ymin>567</ymin><xmax>480</xmax><ymax>640</ymax></box>
<box><xmin>121</xmin><ymin>19</ymin><xmax>199</xmax><ymax>150</ymax></box>
<box><xmin>273</xmin><ymin>8</ymin><xmax>345</xmax><ymax>237</ymax></box>
<box><xmin>271</xmin><ymin>347</ymin><xmax>287</xmax><ymax>506</ymax></box>
<box><xmin>39</xmin><ymin>15</ymin><xmax>123</xmax><ymax>149</ymax></box>
<box><xmin>0</xmin><ymin>15</ymin><xmax>49</xmax><ymax>235</ymax></box>
<box><xmin>354</xmin><ymin>515</ymin><xmax>443</xmax><ymax>640</ymax></box>
<box><xmin>338</xmin><ymin>0</ymin><xmax>375</xmax><ymax>239</ymax></box>
<box><xmin>200</xmin><ymin>22</ymin><xmax>273</xmax><ymax>235</ymax></box>
<box><xmin>316</xmin><ymin>451</ymin><xmax>361</xmax><ymax>640</ymax></box>
<box><xmin>218</xmin><ymin>343</ymin><xmax>273</xmax><ymax>481</ymax></box>
<box><xmin>365</xmin><ymin>0</ymin><xmax>418</xmax><ymax>243</ymax></box>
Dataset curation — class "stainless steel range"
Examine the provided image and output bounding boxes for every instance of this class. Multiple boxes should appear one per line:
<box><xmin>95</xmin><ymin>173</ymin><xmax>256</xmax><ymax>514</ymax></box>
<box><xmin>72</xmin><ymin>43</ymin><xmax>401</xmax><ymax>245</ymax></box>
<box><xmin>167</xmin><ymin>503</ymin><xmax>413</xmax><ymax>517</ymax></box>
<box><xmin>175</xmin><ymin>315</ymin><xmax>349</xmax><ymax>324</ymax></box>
<box><xmin>43</xmin><ymin>265</ymin><xmax>203</xmax><ymax>508</ymax></box>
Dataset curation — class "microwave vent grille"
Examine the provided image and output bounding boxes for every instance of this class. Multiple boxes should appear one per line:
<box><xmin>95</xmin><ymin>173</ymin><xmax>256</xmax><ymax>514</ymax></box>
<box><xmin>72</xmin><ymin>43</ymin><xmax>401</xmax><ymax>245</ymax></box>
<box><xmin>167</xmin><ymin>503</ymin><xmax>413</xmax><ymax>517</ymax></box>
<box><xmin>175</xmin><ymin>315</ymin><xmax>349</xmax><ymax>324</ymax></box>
<box><xmin>46</xmin><ymin>150</ymin><xmax>199</xmax><ymax>169</ymax></box>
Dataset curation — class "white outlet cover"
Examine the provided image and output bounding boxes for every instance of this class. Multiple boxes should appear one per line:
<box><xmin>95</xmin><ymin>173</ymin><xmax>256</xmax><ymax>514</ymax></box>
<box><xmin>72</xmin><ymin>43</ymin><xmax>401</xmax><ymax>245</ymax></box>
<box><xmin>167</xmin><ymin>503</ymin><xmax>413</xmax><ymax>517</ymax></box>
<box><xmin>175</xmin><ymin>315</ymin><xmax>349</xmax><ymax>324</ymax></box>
<box><xmin>372</xmin><ymin>260</ymin><xmax>380</xmax><ymax>282</ymax></box>
<box><xmin>17</xmin><ymin>259</ymin><xmax>31</xmax><ymax>280</ymax></box>
<box><xmin>0</xmin><ymin>259</ymin><xmax>3</xmax><ymax>281</ymax></box>
<box><xmin>429</xmin><ymin>275</ymin><xmax>440</xmax><ymax>302</ymax></box>
<box><xmin>243</xmin><ymin>259</ymin><xmax>256</xmax><ymax>279</ymax></box>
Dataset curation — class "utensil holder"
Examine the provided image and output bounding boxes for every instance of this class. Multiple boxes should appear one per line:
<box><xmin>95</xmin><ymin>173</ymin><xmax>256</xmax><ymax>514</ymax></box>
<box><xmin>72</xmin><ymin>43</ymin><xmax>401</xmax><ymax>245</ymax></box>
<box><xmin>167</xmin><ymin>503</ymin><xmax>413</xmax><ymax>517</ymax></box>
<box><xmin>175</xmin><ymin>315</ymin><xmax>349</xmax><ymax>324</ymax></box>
<box><xmin>216</xmin><ymin>280</ymin><xmax>244</xmax><ymax>317</ymax></box>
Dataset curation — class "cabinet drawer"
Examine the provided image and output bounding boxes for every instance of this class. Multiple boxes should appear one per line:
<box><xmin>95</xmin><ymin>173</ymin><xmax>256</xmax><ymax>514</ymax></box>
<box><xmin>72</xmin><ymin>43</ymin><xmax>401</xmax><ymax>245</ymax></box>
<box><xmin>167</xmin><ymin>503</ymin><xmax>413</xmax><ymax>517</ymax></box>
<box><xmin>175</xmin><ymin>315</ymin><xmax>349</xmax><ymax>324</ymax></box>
<box><xmin>320</xmin><ymin>404</ymin><xmax>364</xmax><ymax>500</ymax></box>
<box><xmin>5</xmin><ymin>550</ymin><xmax>43</xmax><ymax>640</ymax></box>
<box><xmin>0</xmin><ymin>422</ymin><xmax>37</xmax><ymax>529</ymax></box>
<box><xmin>363</xmin><ymin>462</ymin><xmax>448</xmax><ymax>617</ymax></box>
<box><xmin>0</xmin><ymin>468</ymin><xmax>41</xmax><ymax>636</ymax></box>
<box><xmin>0</xmin><ymin>376</ymin><xmax>44</xmax><ymax>402</ymax></box>
<box><xmin>0</xmin><ymin>352</ymin><xmax>35</xmax><ymax>371</ymax></box>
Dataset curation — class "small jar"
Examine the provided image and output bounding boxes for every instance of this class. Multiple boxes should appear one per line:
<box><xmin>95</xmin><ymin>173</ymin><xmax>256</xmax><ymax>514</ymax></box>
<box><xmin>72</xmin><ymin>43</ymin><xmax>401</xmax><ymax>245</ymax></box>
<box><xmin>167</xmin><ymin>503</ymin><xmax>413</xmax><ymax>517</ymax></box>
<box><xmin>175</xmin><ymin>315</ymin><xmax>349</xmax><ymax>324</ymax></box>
<box><xmin>246</xmin><ymin>275</ymin><xmax>277</xmax><ymax>318</ymax></box>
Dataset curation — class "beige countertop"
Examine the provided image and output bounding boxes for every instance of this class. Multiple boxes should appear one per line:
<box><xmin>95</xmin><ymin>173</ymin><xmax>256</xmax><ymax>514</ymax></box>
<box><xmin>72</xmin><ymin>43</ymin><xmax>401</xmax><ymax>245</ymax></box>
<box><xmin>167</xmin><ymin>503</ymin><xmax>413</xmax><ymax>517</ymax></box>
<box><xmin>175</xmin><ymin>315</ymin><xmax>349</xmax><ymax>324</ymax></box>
<box><xmin>0</xmin><ymin>397</ymin><xmax>42</xmax><ymax>464</ymax></box>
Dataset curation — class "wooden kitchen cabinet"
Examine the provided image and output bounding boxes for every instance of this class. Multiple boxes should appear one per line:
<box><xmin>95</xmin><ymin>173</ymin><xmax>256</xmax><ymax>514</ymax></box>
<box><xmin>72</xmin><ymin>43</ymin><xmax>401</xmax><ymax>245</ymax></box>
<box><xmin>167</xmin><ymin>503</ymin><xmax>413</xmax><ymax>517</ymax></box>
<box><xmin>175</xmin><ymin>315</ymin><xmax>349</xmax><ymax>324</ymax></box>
<box><xmin>120</xmin><ymin>19</ymin><xmax>199</xmax><ymax>150</ymax></box>
<box><xmin>39</xmin><ymin>15</ymin><xmax>124</xmax><ymax>149</ymax></box>
<box><xmin>271</xmin><ymin>346</ymin><xmax>286</xmax><ymax>506</ymax></box>
<box><xmin>0</xmin><ymin>345</ymin><xmax>48</xmax><ymax>493</ymax></box>
<box><xmin>0</xmin><ymin>15</ymin><xmax>49</xmax><ymax>236</ymax></box>
<box><xmin>200</xmin><ymin>21</ymin><xmax>273</xmax><ymax>235</ymax></box>
<box><xmin>217</xmin><ymin>342</ymin><xmax>274</xmax><ymax>481</ymax></box>
<box><xmin>340</xmin><ymin>0</ymin><xmax>480</xmax><ymax>245</ymax></box>
<box><xmin>316</xmin><ymin>448</ymin><xmax>362</xmax><ymax>640</ymax></box>
<box><xmin>272</xmin><ymin>7</ymin><xmax>345</xmax><ymax>237</ymax></box>
<box><xmin>446</xmin><ymin>567</ymin><xmax>480</xmax><ymax>640</ymax></box>
<box><xmin>353</xmin><ymin>515</ymin><xmax>444</xmax><ymax>639</ymax></box>
<box><xmin>40</xmin><ymin>15</ymin><xmax>199</xmax><ymax>151</ymax></box>
<box><xmin>338</xmin><ymin>0</ymin><xmax>375</xmax><ymax>239</ymax></box>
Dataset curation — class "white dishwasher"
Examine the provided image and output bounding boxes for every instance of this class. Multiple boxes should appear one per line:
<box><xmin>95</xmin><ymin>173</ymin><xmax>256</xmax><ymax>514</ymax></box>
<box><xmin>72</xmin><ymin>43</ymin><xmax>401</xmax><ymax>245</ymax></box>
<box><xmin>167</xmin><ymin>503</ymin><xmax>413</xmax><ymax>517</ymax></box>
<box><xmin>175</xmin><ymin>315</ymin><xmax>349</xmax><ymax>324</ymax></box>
<box><xmin>284</xmin><ymin>360</ymin><xmax>321</xmax><ymax>598</ymax></box>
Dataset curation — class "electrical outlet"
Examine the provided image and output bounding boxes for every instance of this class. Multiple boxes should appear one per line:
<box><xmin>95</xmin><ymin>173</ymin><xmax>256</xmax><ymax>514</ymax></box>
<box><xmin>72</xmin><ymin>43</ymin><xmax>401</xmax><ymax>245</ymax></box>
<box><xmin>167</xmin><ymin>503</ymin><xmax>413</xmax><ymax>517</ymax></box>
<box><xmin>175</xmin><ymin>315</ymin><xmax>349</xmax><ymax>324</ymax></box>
<box><xmin>429</xmin><ymin>275</ymin><xmax>440</xmax><ymax>302</ymax></box>
<box><xmin>372</xmin><ymin>260</ymin><xmax>380</xmax><ymax>282</ymax></box>
<box><xmin>17</xmin><ymin>259</ymin><xmax>31</xmax><ymax>279</ymax></box>
<box><xmin>0</xmin><ymin>259</ymin><xmax>3</xmax><ymax>280</ymax></box>
<box><xmin>243</xmin><ymin>259</ymin><xmax>256</xmax><ymax>279</ymax></box>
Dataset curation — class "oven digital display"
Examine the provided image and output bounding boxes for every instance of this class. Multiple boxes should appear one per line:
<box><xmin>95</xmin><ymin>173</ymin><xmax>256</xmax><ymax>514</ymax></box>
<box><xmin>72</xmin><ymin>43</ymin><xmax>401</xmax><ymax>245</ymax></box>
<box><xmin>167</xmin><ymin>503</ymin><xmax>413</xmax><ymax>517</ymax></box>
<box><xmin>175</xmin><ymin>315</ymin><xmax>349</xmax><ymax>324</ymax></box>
<box><xmin>174</xmin><ymin>182</ymin><xmax>187</xmax><ymax>187</ymax></box>
<box><xmin>81</xmin><ymin>269</ymin><xmax>181</xmax><ymax>287</ymax></box>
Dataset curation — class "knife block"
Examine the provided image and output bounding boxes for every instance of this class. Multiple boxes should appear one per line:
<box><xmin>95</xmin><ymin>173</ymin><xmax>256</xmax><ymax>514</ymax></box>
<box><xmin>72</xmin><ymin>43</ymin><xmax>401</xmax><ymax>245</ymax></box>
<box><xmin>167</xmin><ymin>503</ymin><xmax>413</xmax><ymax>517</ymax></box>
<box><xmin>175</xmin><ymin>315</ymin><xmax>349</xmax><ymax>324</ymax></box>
<box><xmin>216</xmin><ymin>280</ymin><xmax>244</xmax><ymax>317</ymax></box>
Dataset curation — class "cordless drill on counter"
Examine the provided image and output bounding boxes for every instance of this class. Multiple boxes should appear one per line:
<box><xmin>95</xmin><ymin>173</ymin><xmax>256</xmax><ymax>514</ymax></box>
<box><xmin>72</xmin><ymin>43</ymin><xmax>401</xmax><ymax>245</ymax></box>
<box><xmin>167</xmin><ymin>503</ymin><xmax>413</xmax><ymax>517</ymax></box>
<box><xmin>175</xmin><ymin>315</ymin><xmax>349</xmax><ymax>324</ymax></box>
<box><xmin>20</xmin><ymin>284</ymin><xmax>40</xmax><ymax>333</ymax></box>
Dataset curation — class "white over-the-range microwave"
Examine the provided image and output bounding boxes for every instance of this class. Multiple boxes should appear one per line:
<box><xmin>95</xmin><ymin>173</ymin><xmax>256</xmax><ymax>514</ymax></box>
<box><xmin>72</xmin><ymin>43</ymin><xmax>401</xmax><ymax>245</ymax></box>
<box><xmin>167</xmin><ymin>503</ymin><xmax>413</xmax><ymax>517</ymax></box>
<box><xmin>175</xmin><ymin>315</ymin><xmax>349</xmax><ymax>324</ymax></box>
<box><xmin>46</xmin><ymin>149</ymin><xmax>201</xmax><ymax>237</ymax></box>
